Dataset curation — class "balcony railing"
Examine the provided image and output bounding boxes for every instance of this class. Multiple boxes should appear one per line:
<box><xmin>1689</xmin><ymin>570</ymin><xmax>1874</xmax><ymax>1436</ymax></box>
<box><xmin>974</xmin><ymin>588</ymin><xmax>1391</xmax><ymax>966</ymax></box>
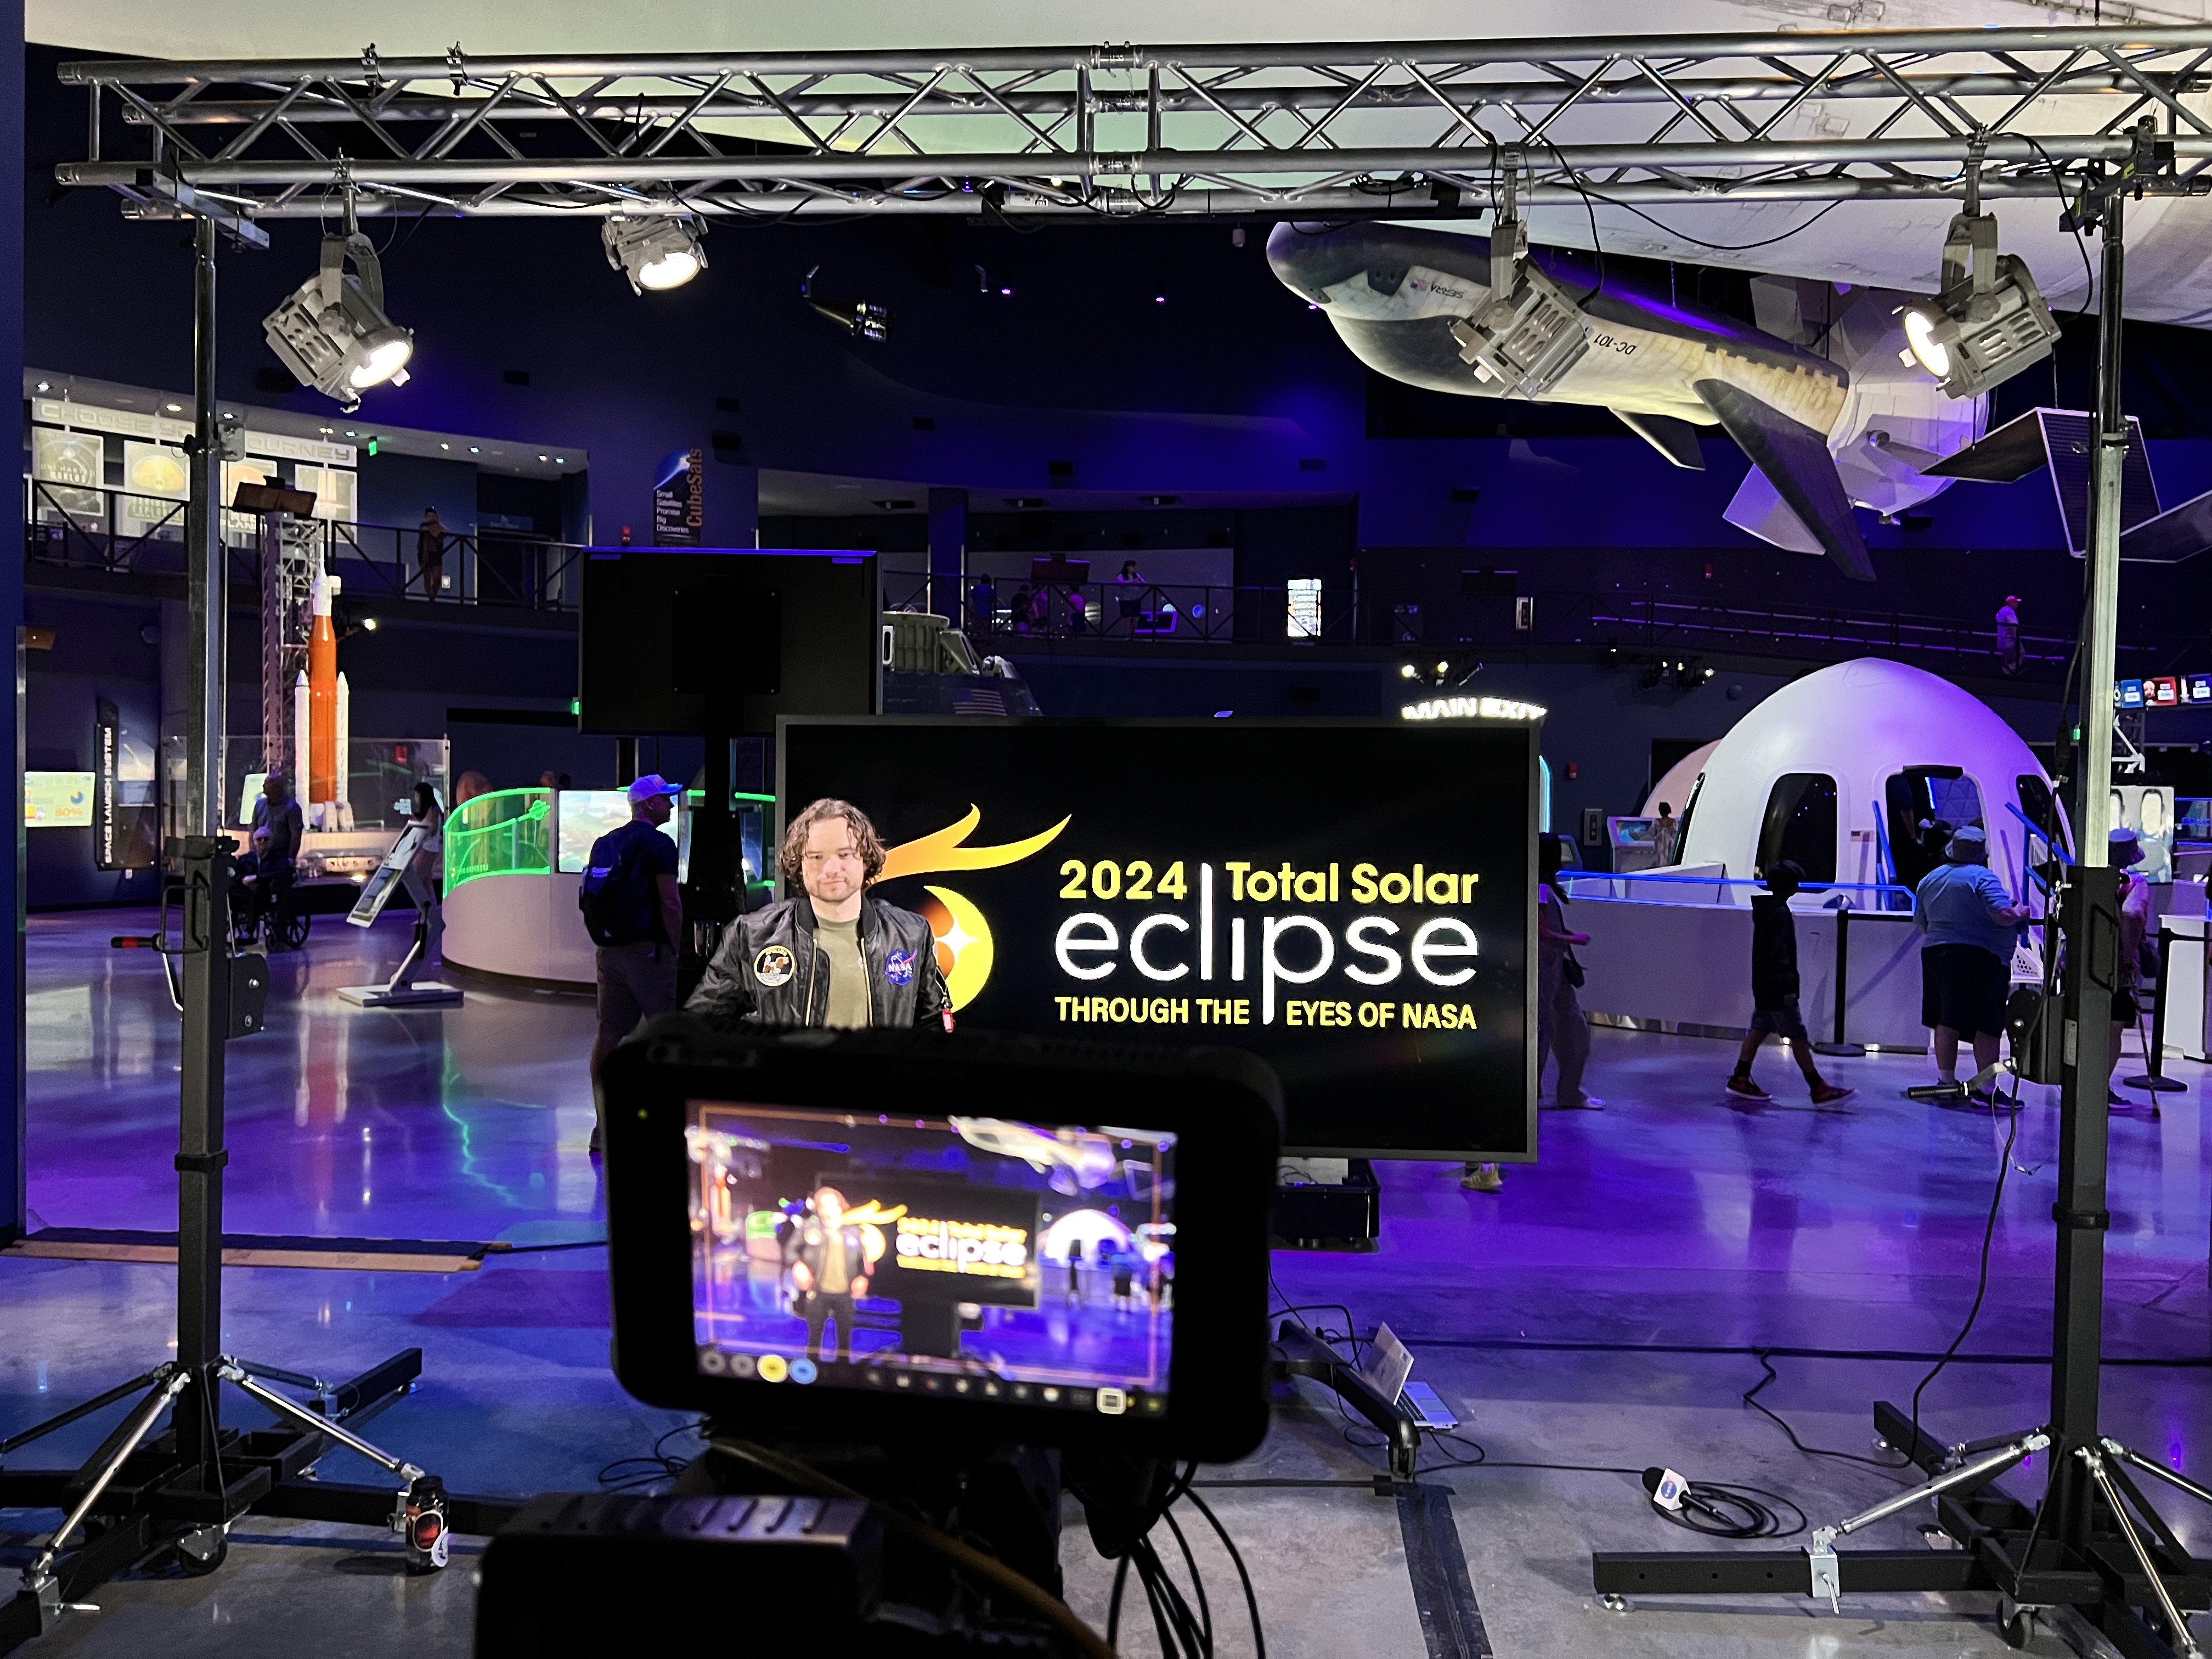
<box><xmin>881</xmin><ymin>569</ymin><xmax>2094</xmax><ymax>675</ymax></box>
<box><xmin>24</xmin><ymin>477</ymin><xmax>582</xmax><ymax>612</ymax></box>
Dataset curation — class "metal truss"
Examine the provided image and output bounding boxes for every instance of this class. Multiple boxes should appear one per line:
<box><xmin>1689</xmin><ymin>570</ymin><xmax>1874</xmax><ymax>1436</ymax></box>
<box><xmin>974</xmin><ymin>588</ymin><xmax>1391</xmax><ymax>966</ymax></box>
<box><xmin>51</xmin><ymin>25</ymin><xmax>2212</xmax><ymax>220</ymax></box>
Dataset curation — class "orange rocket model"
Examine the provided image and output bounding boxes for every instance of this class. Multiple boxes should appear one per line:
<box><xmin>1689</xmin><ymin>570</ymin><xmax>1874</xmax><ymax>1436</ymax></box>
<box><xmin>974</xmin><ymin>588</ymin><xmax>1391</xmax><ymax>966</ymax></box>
<box><xmin>308</xmin><ymin>571</ymin><xmax>338</xmax><ymax>804</ymax></box>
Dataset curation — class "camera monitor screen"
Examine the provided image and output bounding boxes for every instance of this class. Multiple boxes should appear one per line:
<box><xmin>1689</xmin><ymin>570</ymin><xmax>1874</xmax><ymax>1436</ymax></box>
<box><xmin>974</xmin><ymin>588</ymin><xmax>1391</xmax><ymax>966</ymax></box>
<box><xmin>690</xmin><ymin>1102</ymin><xmax>1173</xmax><ymax>1418</ymax></box>
<box><xmin>605</xmin><ymin>1027</ymin><xmax>1277</xmax><ymax>1459</ymax></box>
<box><xmin>779</xmin><ymin>718</ymin><xmax>1537</xmax><ymax>1160</ymax></box>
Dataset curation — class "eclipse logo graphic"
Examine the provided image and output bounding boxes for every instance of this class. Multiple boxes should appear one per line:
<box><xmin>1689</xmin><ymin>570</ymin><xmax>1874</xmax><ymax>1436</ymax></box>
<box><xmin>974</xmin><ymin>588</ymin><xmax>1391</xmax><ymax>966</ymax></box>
<box><xmin>879</xmin><ymin>806</ymin><xmax>1069</xmax><ymax>1008</ymax></box>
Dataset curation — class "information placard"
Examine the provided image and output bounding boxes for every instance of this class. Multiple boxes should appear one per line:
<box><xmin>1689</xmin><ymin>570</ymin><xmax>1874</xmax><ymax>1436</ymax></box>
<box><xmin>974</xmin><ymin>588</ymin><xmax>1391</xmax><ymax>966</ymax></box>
<box><xmin>780</xmin><ymin>718</ymin><xmax>1537</xmax><ymax>1159</ymax></box>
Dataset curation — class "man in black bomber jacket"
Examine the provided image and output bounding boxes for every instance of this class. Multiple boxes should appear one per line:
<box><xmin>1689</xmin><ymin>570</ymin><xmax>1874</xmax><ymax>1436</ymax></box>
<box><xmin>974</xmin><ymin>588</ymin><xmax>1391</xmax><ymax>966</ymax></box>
<box><xmin>687</xmin><ymin>797</ymin><xmax>951</xmax><ymax>1030</ymax></box>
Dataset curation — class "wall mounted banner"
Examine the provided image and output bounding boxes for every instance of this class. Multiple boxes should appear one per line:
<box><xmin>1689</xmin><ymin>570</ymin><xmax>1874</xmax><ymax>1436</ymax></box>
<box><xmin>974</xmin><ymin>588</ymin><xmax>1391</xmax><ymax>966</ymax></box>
<box><xmin>95</xmin><ymin>697</ymin><xmax>122</xmax><ymax>869</ymax></box>
<box><xmin>93</xmin><ymin>697</ymin><xmax>159</xmax><ymax>870</ymax></box>
<box><xmin>652</xmin><ymin>447</ymin><xmax>705</xmax><ymax>546</ymax></box>
<box><xmin>780</xmin><ymin>718</ymin><xmax>1539</xmax><ymax>1159</ymax></box>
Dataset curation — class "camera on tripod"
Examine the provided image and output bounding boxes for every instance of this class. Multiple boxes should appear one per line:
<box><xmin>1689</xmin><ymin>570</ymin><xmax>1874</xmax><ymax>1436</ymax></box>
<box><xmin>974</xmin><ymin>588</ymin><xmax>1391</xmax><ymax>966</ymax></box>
<box><xmin>477</xmin><ymin>1019</ymin><xmax>1281</xmax><ymax>1655</ymax></box>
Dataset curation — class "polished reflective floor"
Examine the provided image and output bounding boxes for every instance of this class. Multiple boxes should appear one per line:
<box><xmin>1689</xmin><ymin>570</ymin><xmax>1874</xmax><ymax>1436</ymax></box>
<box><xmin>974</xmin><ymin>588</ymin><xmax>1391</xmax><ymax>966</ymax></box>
<box><xmin>4</xmin><ymin>907</ymin><xmax>2208</xmax><ymax>1656</ymax></box>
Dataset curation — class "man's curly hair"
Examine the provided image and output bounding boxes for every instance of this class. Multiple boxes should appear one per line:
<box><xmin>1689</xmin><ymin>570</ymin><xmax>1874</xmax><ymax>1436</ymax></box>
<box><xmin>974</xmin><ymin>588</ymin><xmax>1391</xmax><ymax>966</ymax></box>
<box><xmin>779</xmin><ymin>798</ymin><xmax>888</xmax><ymax>886</ymax></box>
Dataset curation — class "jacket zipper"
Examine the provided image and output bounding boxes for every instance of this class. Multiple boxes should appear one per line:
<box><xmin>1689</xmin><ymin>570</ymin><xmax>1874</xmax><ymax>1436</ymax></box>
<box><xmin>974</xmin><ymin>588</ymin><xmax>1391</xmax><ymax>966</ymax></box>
<box><xmin>806</xmin><ymin>941</ymin><xmax>824</xmax><ymax>1026</ymax></box>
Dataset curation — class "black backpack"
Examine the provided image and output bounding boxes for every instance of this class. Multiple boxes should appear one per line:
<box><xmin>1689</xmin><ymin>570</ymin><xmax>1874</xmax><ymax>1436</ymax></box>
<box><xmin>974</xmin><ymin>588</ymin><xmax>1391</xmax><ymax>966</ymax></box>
<box><xmin>579</xmin><ymin>826</ymin><xmax>661</xmax><ymax>946</ymax></box>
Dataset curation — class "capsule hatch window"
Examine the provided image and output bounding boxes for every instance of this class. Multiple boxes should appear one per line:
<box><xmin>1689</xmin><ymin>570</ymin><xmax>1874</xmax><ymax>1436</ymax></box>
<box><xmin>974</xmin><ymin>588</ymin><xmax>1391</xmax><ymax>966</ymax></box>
<box><xmin>1757</xmin><ymin>773</ymin><xmax>1838</xmax><ymax>884</ymax></box>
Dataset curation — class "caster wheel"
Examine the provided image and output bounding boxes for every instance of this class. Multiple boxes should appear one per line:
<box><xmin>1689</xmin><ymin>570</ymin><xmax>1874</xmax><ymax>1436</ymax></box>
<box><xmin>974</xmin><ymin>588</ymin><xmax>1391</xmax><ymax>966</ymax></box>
<box><xmin>176</xmin><ymin>1527</ymin><xmax>227</xmax><ymax>1577</ymax></box>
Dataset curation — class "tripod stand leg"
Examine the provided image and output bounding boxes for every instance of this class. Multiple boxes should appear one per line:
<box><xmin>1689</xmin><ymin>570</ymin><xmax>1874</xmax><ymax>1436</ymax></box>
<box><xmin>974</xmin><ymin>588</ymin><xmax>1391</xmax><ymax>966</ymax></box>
<box><xmin>2106</xmin><ymin>1440</ymin><xmax>2212</xmax><ymax>1513</ymax></box>
<box><xmin>21</xmin><ymin>1368</ymin><xmax>191</xmax><ymax>1626</ymax></box>
<box><xmin>0</xmin><ymin>1368</ymin><xmax>169</xmax><ymax>1456</ymax></box>
<box><xmin>1801</xmin><ymin>1431</ymin><xmax>2050</xmax><ymax>1612</ymax></box>
<box><xmin>219</xmin><ymin>1362</ymin><xmax>449</xmax><ymax>1573</ymax></box>
<box><xmin>2080</xmin><ymin>1447</ymin><xmax>2206</xmax><ymax>1659</ymax></box>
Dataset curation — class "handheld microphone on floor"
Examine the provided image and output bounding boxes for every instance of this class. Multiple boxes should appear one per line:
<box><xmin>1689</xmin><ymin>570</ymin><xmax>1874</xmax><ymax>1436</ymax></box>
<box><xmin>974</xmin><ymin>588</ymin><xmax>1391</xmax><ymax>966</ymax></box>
<box><xmin>1643</xmin><ymin>1467</ymin><xmax>1730</xmax><ymax>1526</ymax></box>
<box><xmin>1641</xmin><ymin>1466</ymin><xmax>1802</xmax><ymax>1539</ymax></box>
<box><xmin>1906</xmin><ymin>1060</ymin><xmax>2011</xmax><ymax>1103</ymax></box>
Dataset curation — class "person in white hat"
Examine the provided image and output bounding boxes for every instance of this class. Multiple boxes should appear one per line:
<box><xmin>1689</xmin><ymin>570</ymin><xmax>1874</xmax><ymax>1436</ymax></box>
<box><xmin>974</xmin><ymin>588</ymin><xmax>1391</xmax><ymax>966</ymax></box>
<box><xmin>1995</xmin><ymin>595</ymin><xmax>2024</xmax><ymax>675</ymax></box>
<box><xmin>2107</xmin><ymin>826</ymin><xmax>2155</xmax><ymax>1109</ymax></box>
<box><xmin>1913</xmin><ymin>823</ymin><xmax>2029</xmax><ymax>1099</ymax></box>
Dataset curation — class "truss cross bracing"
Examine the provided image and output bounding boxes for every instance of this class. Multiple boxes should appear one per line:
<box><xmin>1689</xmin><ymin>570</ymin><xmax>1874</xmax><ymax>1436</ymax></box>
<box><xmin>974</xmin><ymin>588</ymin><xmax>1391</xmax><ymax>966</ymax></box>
<box><xmin>258</xmin><ymin>515</ymin><xmax>316</xmax><ymax>779</ymax></box>
<box><xmin>48</xmin><ymin>25</ymin><xmax>2212</xmax><ymax>220</ymax></box>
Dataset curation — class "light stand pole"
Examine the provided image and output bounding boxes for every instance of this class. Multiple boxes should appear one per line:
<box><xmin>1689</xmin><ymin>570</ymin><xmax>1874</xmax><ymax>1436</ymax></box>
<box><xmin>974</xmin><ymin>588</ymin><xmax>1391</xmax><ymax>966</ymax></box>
<box><xmin>1594</xmin><ymin>129</ymin><xmax>2211</xmax><ymax>1658</ymax></box>
<box><xmin>0</xmin><ymin>203</ymin><xmax>514</xmax><ymax>1658</ymax></box>
<box><xmin>2045</xmin><ymin>168</ymin><xmax>2128</xmax><ymax>1556</ymax></box>
<box><xmin>173</xmin><ymin>210</ymin><xmax>232</xmax><ymax>1472</ymax></box>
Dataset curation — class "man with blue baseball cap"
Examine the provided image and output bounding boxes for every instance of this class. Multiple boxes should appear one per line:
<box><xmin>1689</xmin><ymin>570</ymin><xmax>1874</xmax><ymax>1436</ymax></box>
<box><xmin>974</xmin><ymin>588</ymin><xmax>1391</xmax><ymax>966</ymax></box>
<box><xmin>581</xmin><ymin>774</ymin><xmax>688</xmax><ymax>1148</ymax></box>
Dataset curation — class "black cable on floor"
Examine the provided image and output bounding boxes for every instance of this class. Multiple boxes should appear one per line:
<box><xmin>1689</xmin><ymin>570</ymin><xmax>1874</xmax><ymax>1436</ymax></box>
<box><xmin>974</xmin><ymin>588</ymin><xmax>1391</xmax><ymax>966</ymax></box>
<box><xmin>1736</xmin><ymin>1090</ymin><xmax>2022</xmax><ymax>1477</ymax></box>
<box><xmin>1903</xmin><ymin>1096</ymin><xmax>2020</xmax><ymax>1468</ymax></box>
<box><xmin>597</xmin><ymin>1418</ymin><xmax>704</xmax><ymax>1492</ymax></box>
<box><xmin>1742</xmin><ymin>1352</ymin><xmax>1907</xmax><ymax>1470</ymax></box>
<box><xmin>1181</xmin><ymin>1484</ymin><xmax>1266</xmax><ymax>1659</ymax></box>
<box><xmin>1645</xmin><ymin>1477</ymin><xmax>1807</xmax><ymax>1541</ymax></box>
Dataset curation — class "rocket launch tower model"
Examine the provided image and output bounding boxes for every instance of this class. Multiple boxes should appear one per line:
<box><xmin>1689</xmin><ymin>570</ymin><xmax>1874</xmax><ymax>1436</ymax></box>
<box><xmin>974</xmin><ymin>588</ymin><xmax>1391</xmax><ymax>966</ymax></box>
<box><xmin>258</xmin><ymin>511</ymin><xmax>350</xmax><ymax>829</ymax></box>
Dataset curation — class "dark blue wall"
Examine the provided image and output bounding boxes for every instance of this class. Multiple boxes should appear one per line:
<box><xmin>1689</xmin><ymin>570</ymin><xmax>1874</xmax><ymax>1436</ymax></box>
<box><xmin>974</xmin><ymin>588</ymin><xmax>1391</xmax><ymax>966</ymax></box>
<box><xmin>22</xmin><ymin>595</ymin><xmax>163</xmax><ymax>908</ymax></box>
<box><xmin>358</xmin><ymin>450</ymin><xmax>477</xmax><ymax>538</ymax></box>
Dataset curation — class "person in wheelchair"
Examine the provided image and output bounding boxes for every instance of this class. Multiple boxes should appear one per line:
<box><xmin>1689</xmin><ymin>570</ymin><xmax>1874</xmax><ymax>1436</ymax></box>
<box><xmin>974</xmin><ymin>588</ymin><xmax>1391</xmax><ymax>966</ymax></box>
<box><xmin>231</xmin><ymin>826</ymin><xmax>300</xmax><ymax>948</ymax></box>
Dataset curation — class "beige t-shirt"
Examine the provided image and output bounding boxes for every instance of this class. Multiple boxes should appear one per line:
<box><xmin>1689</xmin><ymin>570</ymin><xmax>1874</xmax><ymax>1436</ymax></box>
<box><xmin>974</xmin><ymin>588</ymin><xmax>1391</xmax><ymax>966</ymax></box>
<box><xmin>816</xmin><ymin>917</ymin><xmax>871</xmax><ymax>1029</ymax></box>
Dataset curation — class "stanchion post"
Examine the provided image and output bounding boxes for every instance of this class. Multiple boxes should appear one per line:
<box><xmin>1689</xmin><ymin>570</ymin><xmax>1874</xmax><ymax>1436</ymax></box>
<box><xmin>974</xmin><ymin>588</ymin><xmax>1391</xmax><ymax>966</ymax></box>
<box><xmin>2123</xmin><ymin>925</ymin><xmax>2187</xmax><ymax>1093</ymax></box>
<box><xmin>1814</xmin><ymin>907</ymin><xmax>1864</xmax><ymax>1058</ymax></box>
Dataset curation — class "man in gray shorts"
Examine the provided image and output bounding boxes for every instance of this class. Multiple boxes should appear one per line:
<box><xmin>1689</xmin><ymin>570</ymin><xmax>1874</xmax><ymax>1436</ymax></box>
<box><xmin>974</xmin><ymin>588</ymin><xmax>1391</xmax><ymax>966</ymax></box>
<box><xmin>582</xmin><ymin>774</ymin><xmax>687</xmax><ymax>1149</ymax></box>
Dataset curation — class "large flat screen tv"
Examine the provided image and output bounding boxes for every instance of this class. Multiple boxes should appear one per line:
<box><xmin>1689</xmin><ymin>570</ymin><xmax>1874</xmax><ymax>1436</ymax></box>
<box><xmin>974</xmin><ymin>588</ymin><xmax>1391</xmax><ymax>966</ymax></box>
<box><xmin>778</xmin><ymin>718</ymin><xmax>1538</xmax><ymax>1160</ymax></box>
<box><xmin>579</xmin><ymin>549</ymin><xmax>879</xmax><ymax>735</ymax></box>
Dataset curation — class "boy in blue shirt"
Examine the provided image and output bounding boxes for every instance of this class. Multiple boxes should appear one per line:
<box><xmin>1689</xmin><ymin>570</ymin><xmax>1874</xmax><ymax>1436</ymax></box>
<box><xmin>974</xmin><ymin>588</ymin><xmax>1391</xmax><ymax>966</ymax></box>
<box><xmin>1726</xmin><ymin>860</ymin><xmax>1854</xmax><ymax>1105</ymax></box>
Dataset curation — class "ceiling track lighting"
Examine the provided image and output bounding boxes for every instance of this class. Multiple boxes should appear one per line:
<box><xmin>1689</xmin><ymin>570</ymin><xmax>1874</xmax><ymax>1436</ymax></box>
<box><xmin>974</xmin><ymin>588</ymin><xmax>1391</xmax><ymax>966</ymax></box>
<box><xmin>603</xmin><ymin>211</ymin><xmax>707</xmax><ymax>293</ymax></box>
<box><xmin>1448</xmin><ymin>161</ymin><xmax>1591</xmax><ymax>400</ymax></box>
<box><xmin>1896</xmin><ymin>147</ymin><xmax>2062</xmax><ymax>400</ymax></box>
<box><xmin>261</xmin><ymin>184</ymin><xmax>413</xmax><ymax>414</ymax></box>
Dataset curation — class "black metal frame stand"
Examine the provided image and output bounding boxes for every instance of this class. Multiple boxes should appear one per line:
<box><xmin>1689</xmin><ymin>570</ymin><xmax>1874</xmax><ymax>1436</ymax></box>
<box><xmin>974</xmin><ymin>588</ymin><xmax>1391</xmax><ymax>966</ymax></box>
<box><xmin>0</xmin><ymin>215</ymin><xmax>520</xmax><ymax>1655</ymax></box>
<box><xmin>1593</xmin><ymin>154</ymin><xmax>2210</xmax><ymax>1659</ymax></box>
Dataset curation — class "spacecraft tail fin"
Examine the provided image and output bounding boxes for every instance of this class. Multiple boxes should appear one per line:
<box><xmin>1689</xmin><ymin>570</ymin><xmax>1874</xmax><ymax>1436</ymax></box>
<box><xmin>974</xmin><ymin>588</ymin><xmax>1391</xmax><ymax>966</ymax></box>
<box><xmin>1695</xmin><ymin>379</ymin><xmax>1875</xmax><ymax>583</ymax></box>
<box><xmin>1613</xmin><ymin>410</ymin><xmax>1708</xmax><ymax>471</ymax></box>
<box><xmin>1723</xmin><ymin>466</ymin><xmax>1824</xmax><ymax>557</ymax></box>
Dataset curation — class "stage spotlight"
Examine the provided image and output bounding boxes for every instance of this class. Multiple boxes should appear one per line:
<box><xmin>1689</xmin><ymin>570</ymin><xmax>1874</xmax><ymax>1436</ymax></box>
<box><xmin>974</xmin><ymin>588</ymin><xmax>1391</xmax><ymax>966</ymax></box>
<box><xmin>1447</xmin><ymin>188</ymin><xmax>1589</xmax><ymax>399</ymax></box>
<box><xmin>1896</xmin><ymin>209</ymin><xmax>2061</xmax><ymax>399</ymax></box>
<box><xmin>811</xmin><ymin>299</ymin><xmax>892</xmax><ymax>343</ymax></box>
<box><xmin>603</xmin><ymin>213</ymin><xmax>707</xmax><ymax>294</ymax></box>
<box><xmin>1400</xmin><ymin>664</ymin><xmax>1419</xmax><ymax>679</ymax></box>
<box><xmin>801</xmin><ymin>265</ymin><xmax>894</xmax><ymax>343</ymax></box>
<box><xmin>262</xmin><ymin>234</ymin><xmax>413</xmax><ymax>414</ymax></box>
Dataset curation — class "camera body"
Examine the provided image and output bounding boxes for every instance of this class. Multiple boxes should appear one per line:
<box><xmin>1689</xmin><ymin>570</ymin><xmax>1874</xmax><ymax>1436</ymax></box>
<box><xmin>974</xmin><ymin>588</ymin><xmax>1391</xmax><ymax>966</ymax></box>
<box><xmin>483</xmin><ymin>1019</ymin><xmax>1283</xmax><ymax>1656</ymax></box>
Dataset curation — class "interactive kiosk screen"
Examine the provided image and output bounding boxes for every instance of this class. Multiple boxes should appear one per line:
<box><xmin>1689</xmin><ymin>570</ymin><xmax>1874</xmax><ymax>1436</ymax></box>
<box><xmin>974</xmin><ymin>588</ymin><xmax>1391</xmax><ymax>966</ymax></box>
<box><xmin>780</xmin><ymin>718</ymin><xmax>1537</xmax><ymax>1159</ymax></box>
<box><xmin>691</xmin><ymin>1103</ymin><xmax>1173</xmax><ymax>1417</ymax></box>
